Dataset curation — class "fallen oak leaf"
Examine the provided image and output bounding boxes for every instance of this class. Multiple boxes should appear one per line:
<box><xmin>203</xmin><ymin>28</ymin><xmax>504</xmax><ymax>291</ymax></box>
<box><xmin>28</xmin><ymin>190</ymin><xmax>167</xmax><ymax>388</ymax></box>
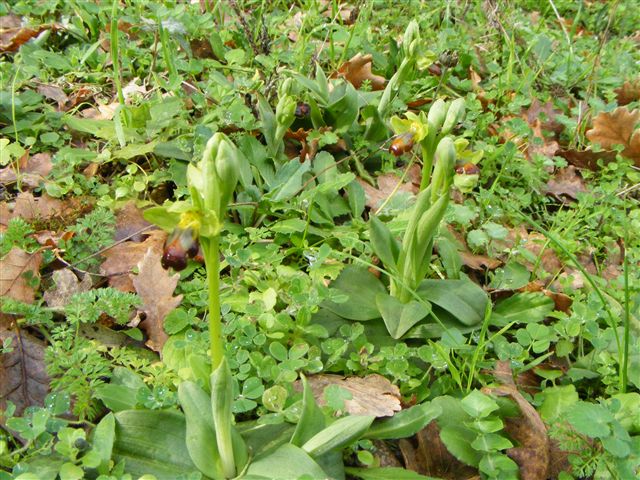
<box><xmin>0</xmin><ymin>247</ymin><xmax>42</xmax><ymax>304</ymax></box>
<box><xmin>544</xmin><ymin>165</ymin><xmax>588</xmax><ymax>202</ymax></box>
<box><xmin>400</xmin><ymin>421</ymin><xmax>478</xmax><ymax>479</ymax></box>
<box><xmin>0</xmin><ymin>152</ymin><xmax>53</xmax><ymax>189</ymax></box>
<box><xmin>332</xmin><ymin>53</ymin><xmax>386</xmax><ymax>91</ymax></box>
<box><xmin>36</xmin><ymin>83</ymin><xmax>69</xmax><ymax>110</ymax></box>
<box><xmin>485</xmin><ymin>374</ymin><xmax>558</xmax><ymax>480</ymax></box>
<box><xmin>557</xmin><ymin>147</ymin><xmax>617</xmax><ymax>170</ymax></box>
<box><xmin>131</xmin><ymin>248</ymin><xmax>183</xmax><ymax>353</ymax></box>
<box><xmin>586</xmin><ymin>107</ymin><xmax>640</xmax><ymax>165</ymax></box>
<box><xmin>295</xmin><ymin>373</ymin><xmax>401</xmax><ymax>417</ymax></box>
<box><xmin>114</xmin><ymin>201</ymin><xmax>153</xmax><ymax>242</ymax></box>
<box><xmin>43</xmin><ymin>268</ymin><xmax>92</xmax><ymax>309</ymax></box>
<box><xmin>0</xmin><ymin>16</ymin><xmax>59</xmax><ymax>53</ymax></box>
<box><xmin>0</xmin><ymin>327</ymin><xmax>49</xmax><ymax>419</ymax></box>
<box><xmin>100</xmin><ymin>229</ymin><xmax>167</xmax><ymax>292</ymax></box>
<box><xmin>614</xmin><ymin>78</ymin><xmax>640</xmax><ymax>106</ymax></box>
<box><xmin>357</xmin><ymin>172</ymin><xmax>418</xmax><ymax>210</ymax></box>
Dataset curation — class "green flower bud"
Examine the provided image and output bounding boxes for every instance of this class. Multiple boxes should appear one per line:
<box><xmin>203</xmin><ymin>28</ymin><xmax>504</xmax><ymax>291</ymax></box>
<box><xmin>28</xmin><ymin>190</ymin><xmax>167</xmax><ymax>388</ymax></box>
<box><xmin>402</xmin><ymin>21</ymin><xmax>420</xmax><ymax>57</ymax></box>
<box><xmin>201</xmin><ymin>134</ymin><xmax>223</xmax><ymax>215</ymax></box>
<box><xmin>198</xmin><ymin>133</ymin><xmax>240</xmax><ymax>222</ymax></box>
<box><xmin>441</xmin><ymin>98</ymin><xmax>465</xmax><ymax>135</ymax></box>
<box><xmin>215</xmin><ymin>136</ymin><xmax>240</xmax><ymax>213</ymax></box>
<box><xmin>276</xmin><ymin>95</ymin><xmax>297</xmax><ymax>128</ymax></box>
<box><xmin>427</xmin><ymin>99</ymin><xmax>449</xmax><ymax>133</ymax></box>
<box><xmin>431</xmin><ymin>137</ymin><xmax>456</xmax><ymax>203</ymax></box>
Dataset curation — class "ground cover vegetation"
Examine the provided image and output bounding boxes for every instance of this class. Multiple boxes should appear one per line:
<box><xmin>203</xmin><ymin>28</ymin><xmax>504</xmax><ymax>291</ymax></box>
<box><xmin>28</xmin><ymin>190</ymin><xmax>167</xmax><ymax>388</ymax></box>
<box><xmin>0</xmin><ymin>0</ymin><xmax>639</xmax><ymax>479</ymax></box>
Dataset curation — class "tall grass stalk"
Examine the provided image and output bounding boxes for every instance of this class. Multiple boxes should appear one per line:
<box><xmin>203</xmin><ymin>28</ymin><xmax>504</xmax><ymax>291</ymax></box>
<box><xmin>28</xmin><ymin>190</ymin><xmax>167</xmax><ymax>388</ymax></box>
<box><xmin>110</xmin><ymin>0</ymin><xmax>124</xmax><ymax>105</ymax></box>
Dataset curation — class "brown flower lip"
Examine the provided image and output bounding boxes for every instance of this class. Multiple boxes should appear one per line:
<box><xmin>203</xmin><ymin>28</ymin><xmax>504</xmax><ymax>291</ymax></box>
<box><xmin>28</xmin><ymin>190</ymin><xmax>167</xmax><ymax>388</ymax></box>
<box><xmin>161</xmin><ymin>227</ymin><xmax>200</xmax><ymax>271</ymax></box>
<box><xmin>389</xmin><ymin>132</ymin><xmax>416</xmax><ymax>156</ymax></box>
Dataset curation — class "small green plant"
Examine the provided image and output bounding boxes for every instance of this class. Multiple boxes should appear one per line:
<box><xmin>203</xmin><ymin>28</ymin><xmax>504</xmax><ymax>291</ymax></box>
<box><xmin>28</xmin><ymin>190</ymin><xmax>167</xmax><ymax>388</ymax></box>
<box><xmin>434</xmin><ymin>391</ymin><xmax>519</xmax><ymax>480</ymax></box>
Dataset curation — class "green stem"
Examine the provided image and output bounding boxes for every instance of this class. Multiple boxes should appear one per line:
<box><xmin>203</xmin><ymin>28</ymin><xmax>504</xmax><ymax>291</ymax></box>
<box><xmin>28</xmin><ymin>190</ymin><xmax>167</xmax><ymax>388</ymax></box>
<box><xmin>203</xmin><ymin>236</ymin><xmax>223</xmax><ymax>370</ymax></box>
<box><xmin>110</xmin><ymin>0</ymin><xmax>124</xmax><ymax>106</ymax></box>
<box><xmin>419</xmin><ymin>143</ymin><xmax>433</xmax><ymax>191</ymax></box>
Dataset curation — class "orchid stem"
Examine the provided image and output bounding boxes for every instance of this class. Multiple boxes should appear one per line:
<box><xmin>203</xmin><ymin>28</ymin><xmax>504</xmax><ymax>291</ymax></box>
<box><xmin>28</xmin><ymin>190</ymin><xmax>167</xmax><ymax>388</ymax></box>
<box><xmin>203</xmin><ymin>236</ymin><xmax>223</xmax><ymax>370</ymax></box>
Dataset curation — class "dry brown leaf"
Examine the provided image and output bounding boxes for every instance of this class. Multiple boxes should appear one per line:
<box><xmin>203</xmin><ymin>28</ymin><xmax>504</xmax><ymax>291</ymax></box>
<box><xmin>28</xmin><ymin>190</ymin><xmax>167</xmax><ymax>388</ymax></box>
<box><xmin>115</xmin><ymin>202</ymin><xmax>153</xmax><ymax>242</ymax></box>
<box><xmin>332</xmin><ymin>53</ymin><xmax>386</xmax><ymax>91</ymax></box>
<box><xmin>459</xmin><ymin>250</ymin><xmax>502</xmax><ymax>270</ymax></box>
<box><xmin>357</xmin><ymin>173</ymin><xmax>418</xmax><ymax>210</ymax></box>
<box><xmin>493</xmin><ymin>100</ymin><xmax>563</xmax><ymax>161</ymax></box>
<box><xmin>131</xmin><ymin>248</ymin><xmax>183</xmax><ymax>353</ymax></box>
<box><xmin>298</xmin><ymin>373</ymin><xmax>401</xmax><ymax>417</ymax></box>
<box><xmin>486</xmin><ymin>382</ymin><xmax>549</xmax><ymax>480</ymax></box>
<box><xmin>401</xmin><ymin>421</ymin><xmax>478</xmax><ymax>479</ymax></box>
<box><xmin>43</xmin><ymin>268</ymin><xmax>92</xmax><ymax>309</ymax></box>
<box><xmin>0</xmin><ymin>15</ymin><xmax>57</xmax><ymax>53</ymax></box>
<box><xmin>586</xmin><ymin>107</ymin><xmax>640</xmax><ymax>165</ymax></box>
<box><xmin>557</xmin><ymin>147</ymin><xmax>617</xmax><ymax>170</ymax></box>
<box><xmin>100</xmin><ymin>229</ymin><xmax>167</xmax><ymax>292</ymax></box>
<box><xmin>0</xmin><ymin>247</ymin><xmax>42</xmax><ymax>304</ymax></box>
<box><xmin>496</xmin><ymin>227</ymin><xmax>563</xmax><ymax>278</ymax></box>
<box><xmin>545</xmin><ymin>166</ymin><xmax>588</xmax><ymax>201</ymax></box>
<box><xmin>446</xmin><ymin>226</ymin><xmax>502</xmax><ymax>271</ymax></box>
<box><xmin>0</xmin><ymin>327</ymin><xmax>49</xmax><ymax>418</ymax></box>
<box><xmin>1</xmin><ymin>192</ymin><xmax>88</xmax><ymax>229</ymax></box>
<box><xmin>615</xmin><ymin>79</ymin><xmax>640</xmax><ymax>106</ymax></box>
<box><xmin>0</xmin><ymin>152</ymin><xmax>53</xmax><ymax>188</ymax></box>
<box><xmin>36</xmin><ymin>83</ymin><xmax>68</xmax><ymax>110</ymax></box>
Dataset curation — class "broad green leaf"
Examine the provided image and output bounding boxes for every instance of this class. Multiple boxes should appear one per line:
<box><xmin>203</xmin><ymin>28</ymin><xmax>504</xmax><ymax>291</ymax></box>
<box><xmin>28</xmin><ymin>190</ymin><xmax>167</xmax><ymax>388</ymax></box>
<box><xmin>434</xmin><ymin>236</ymin><xmax>461</xmax><ymax>280</ymax></box>
<box><xmin>610</xmin><ymin>393</ymin><xmax>640</xmax><ymax>433</ymax></box>
<box><xmin>565</xmin><ymin>402</ymin><xmax>614</xmax><ymax>438</ymax></box>
<box><xmin>291</xmin><ymin>376</ymin><xmax>326</xmax><ymax>447</ymax></box>
<box><xmin>490</xmin><ymin>292</ymin><xmax>554</xmax><ymax>327</ymax></box>
<box><xmin>347</xmin><ymin>180</ymin><xmax>366</xmax><ymax>218</ymax></box>
<box><xmin>211</xmin><ymin>358</ymin><xmax>242</xmax><ymax>478</ymax></box>
<box><xmin>417</xmin><ymin>279</ymin><xmax>488</xmax><ymax>326</ymax></box>
<box><xmin>113</xmin><ymin>410</ymin><xmax>201</xmax><ymax>479</ymax></box>
<box><xmin>178</xmin><ymin>381</ymin><xmax>223</xmax><ymax>478</ymax></box>
<box><xmin>322</xmin><ymin>266</ymin><xmax>386</xmax><ymax>321</ymax></box>
<box><xmin>58</xmin><ymin>463</ymin><xmax>83</xmax><ymax>480</ymax></box>
<box><xmin>302</xmin><ymin>415</ymin><xmax>374</xmax><ymax>458</ymax></box>
<box><xmin>315</xmin><ymin>449</ymin><xmax>345</xmax><ymax>480</ymax></box>
<box><xmin>538</xmin><ymin>385</ymin><xmax>579</xmax><ymax>422</ymax></box>
<box><xmin>326</xmin><ymin>82</ymin><xmax>359</xmax><ymax>132</ymax></box>
<box><xmin>365</xmin><ymin>401</ymin><xmax>442</xmax><ymax>440</ymax></box>
<box><xmin>489</xmin><ymin>261</ymin><xmax>530</xmax><ymax>290</ymax></box>
<box><xmin>313</xmin><ymin>151</ymin><xmax>338</xmax><ymax>184</ymax></box>
<box><xmin>479</xmin><ymin>453</ymin><xmax>519</xmax><ymax>478</ymax></box>
<box><xmin>91</xmin><ymin>413</ymin><xmax>115</xmax><ymax>474</ymax></box>
<box><xmin>270</xmin><ymin>218</ymin><xmax>307</xmax><ymax>234</ymax></box>
<box><xmin>93</xmin><ymin>385</ymin><xmax>138</xmax><ymax>412</ymax></box>
<box><xmin>267</xmin><ymin>159</ymin><xmax>311</xmax><ymax>202</ymax></box>
<box><xmin>439</xmin><ymin>424</ymin><xmax>482</xmax><ymax>467</ymax></box>
<box><xmin>460</xmin><ymin>390</ymin><xmax>499</xmax><ymax>418</ymax></box>
<box><xmin>237</xmin><ymin>421</ymin><xmax>295</xmax><ymax>459</ymax></box>
<box><xmin>369</xmin><ymin>216</ymin><xmax>400</xmax><ymax>273</ymax></box>
<box><xmin>246</xmin><ymin>443</ymin><xmax>327</xmax><ymax>480</ymax></box>
<box><xmin>375</xmin><ymin>293</ymin><xmax>430</xmax><ymax>339</ymax></box>
<box><xmin>112</xmin><ymin>141</ymin><xmax>157</xmax><ymax>160</ymax></box>
<box><xmin>345</xmin><ymin>466</ymin><xmax>439</xmax><ymax>480</ymax></box>
<box><xmin>142</xmin><ymin>206</ymin><xmax>180</xmax><ymax>232</ymax></box>
<box><xmin>471</xmin><ymin>433</ymin><xmax>513</xmax><ymax>451</ymax></box>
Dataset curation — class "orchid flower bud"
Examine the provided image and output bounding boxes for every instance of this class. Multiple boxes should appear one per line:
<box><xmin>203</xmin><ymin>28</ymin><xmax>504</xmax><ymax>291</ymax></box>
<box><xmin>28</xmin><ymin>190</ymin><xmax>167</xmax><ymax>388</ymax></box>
<box><xmin>441</xmin><ymin>98</ymin><xmax>465</xmax><ymax>135</ymax></box>
<box><xmin>427</xmin><ymin>99</ymin><xmax>449</xmax><ymax>133</ymax></box>
<box><xmin>402</xmin><ymin>21</ymin><xmax>420</xmax><ymax>58</ymax></box>
<box><xmin>430</xmin><ymin>137</ymin><xmax>456</xmax><ymax>203</ymax></box>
